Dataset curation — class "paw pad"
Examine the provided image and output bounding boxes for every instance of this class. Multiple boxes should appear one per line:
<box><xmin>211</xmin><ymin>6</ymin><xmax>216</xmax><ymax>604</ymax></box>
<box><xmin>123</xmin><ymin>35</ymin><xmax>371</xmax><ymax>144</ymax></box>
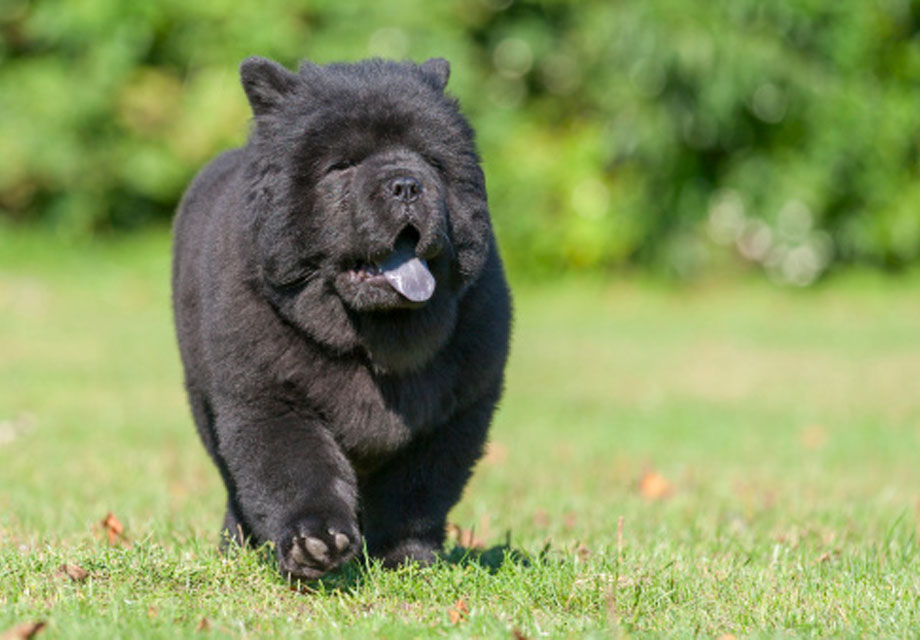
<box><xmin>279</xmin><ymin>520</ymin><xmax>359</xmax><ymax>580</ymax></box>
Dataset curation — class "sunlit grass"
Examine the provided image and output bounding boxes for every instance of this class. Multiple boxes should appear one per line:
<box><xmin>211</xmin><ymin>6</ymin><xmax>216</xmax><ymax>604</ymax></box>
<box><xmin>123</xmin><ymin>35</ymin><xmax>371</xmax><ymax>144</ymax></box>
<box><xmin>2</xmin><ymin>229</ymin><xmax>919</xmax><ymax>637</ymax></box>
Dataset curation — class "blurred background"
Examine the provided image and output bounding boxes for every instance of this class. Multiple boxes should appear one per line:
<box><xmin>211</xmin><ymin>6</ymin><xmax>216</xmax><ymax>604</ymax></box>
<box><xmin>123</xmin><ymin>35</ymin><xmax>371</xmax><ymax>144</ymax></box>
<box><xmin>3</xmin><ymin>5</ymin><xmax>920</xmax><ymax>633</ymax></box>
<box><xmin>2</xmin><ymin>0</ymin><xmax>919</xmax><ymax>284</ymax></box>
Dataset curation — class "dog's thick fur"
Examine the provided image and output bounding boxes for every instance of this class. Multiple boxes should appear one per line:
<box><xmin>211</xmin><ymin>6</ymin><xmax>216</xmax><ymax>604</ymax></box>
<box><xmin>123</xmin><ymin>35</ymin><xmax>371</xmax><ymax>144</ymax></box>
<box><xmin>171</xmin><ymin>56</ymin><xmax>511</xmax><ymax>579</ymax></box>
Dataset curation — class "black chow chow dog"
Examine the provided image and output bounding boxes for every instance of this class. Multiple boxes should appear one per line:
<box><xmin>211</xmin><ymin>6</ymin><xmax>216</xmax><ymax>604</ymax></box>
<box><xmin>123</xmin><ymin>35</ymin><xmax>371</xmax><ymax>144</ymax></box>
<box><xmin>171</xmin><ymin>56</ymin><xmax>511</xmax><ymax>579</ymax></box>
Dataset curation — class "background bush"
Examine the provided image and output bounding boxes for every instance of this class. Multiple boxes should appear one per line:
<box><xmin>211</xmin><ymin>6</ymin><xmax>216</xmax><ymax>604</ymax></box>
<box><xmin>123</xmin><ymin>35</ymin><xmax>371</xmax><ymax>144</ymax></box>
<box><xmin>2</xmin><ymin>0</ymin><xmax>919</xmax><ymax>282</ymax></box>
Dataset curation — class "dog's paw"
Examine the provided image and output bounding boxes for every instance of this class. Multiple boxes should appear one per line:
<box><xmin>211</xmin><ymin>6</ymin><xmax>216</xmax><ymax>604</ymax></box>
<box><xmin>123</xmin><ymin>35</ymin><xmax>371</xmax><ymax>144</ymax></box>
<box><xmin>277</xmin><ymin>516</ymin><xmax>360</xmax><ymax>580</ymax></box>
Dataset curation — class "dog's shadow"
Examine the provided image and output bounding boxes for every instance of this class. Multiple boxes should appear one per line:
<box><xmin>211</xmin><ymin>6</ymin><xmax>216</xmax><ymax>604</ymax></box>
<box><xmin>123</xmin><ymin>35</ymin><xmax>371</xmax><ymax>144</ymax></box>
<box><xmin>292</xmin><ymin>540</ymin><xmax>532</xmax><ymax>593</ymax></box>
<box><xmin>439</xmin><ymin>541</ymin><xmax>531</xmax><ymax>572</ymax></box>
<box><xmin>221</xmin><ymin>530</ymin><xmax>535</xmax><ymax>593</ymax></box>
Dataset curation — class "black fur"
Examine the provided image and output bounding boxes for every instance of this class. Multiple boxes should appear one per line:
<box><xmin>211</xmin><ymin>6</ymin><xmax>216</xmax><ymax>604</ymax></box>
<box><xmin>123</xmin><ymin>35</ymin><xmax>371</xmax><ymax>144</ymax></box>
<box><xmin>171</xmin><ymin>57</ymin><xmax>511</xmax><ymax>579</ymax></box>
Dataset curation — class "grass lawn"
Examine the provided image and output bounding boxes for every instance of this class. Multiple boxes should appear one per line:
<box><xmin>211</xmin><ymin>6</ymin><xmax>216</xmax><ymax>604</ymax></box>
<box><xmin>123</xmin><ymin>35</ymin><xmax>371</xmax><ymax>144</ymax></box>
<box><xmin>2</xmin><ymin>229</ymin><xmax>919</xmax><ymax>638</ymax></box>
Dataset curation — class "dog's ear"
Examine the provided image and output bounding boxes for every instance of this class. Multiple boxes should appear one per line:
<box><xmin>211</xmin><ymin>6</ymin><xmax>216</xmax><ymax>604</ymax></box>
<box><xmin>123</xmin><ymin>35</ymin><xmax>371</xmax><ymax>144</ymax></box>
<box><xmin>240</xmin><ymin>56</ymin><xmax>298</xmax><ymax>116</ymax></box>
<box><xmin>420</xmin><ymin>58</ymin><xmax>450</xmax><ymax>91</ymax></box>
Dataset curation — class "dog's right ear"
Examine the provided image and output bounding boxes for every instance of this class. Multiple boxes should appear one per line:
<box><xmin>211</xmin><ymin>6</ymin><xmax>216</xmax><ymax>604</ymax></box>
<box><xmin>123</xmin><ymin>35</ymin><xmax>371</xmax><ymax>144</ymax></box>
<box><xmin>240</xmin><ymin>56</ymin><xmax>298</xmax><ymax>116</ymax></box>
<box><xmin>419</xmin><ymin>58</ymin><xmax>450</xmax><ymax>91</ymax></box>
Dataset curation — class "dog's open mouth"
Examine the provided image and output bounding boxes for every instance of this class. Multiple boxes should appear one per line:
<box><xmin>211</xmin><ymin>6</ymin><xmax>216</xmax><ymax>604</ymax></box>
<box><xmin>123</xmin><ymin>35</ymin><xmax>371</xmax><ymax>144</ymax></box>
<box><xmin>349</xmin><ymin>261</ymin><xmax>385</xmax><ymax>281</ymax></box>
<box><xmin>347</xmin><ymin>234</ymin><xmax>435</xmax><ymax>303</ymax></box>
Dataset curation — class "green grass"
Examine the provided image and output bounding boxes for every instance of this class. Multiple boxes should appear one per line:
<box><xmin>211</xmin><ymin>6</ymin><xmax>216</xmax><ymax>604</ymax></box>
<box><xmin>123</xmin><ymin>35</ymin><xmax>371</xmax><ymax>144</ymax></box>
<box><xmin>2</xmin><ymin>229</ymin><xmax>920</xmax><ymax>638</ymax></box>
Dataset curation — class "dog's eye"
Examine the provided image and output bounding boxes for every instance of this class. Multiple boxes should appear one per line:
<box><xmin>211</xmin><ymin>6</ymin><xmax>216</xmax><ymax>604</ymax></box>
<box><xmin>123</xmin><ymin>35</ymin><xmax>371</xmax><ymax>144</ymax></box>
<box><xmin>425</xmin><ymin>155</ymin><xmax>446</xmax><ymax>173</ymax></box>
<box><xmin>327</xmin><ymin>160</ymin><xmax>356</xmax><ymax>173</ymax></box>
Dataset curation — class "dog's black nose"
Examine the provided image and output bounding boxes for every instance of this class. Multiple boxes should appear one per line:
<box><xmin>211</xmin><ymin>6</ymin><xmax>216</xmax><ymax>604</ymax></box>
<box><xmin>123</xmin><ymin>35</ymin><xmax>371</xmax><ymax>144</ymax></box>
<box><xmin>389</xmin><ymin>176</ymin><xmax>422</xmax><ymax>203</ymax></box>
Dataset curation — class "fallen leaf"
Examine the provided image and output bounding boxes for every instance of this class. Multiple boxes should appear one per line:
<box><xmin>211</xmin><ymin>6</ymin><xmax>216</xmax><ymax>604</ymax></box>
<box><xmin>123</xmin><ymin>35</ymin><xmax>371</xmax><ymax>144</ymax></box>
<box><xmin>57</xmin><ymin>563</ymin><xmax>88</xmax><ymax>582</ymax></box>
<box><xmin>638</xmin><ymin>470</ymin><xmax>673</xmax><ymax>500</ymax></box>
<box><xmin>532</xmin><ymin>509</ymin><xmax>549</xmax><ymax>528</ymax></box>
<box><xmin>0</xmin><ymin>413</ymin><xmax>36</xmax><ymax>448</ymax></box>
<box><xmin>447</xmin><ymin>598</ymin><xmax>468</xmax><ymax>625</ymax></box>
<box><xmin>195</xmin><ymin>618</ymin><xmax>211</xmax><ymax>632</ymax></box>
<box><xmin>100</xmin><ymin>512</ymin><xmax>126</xmax><ymax>545</ymax></box>
<box><xmin>482</xmin><ymin>441</ymin><xmax>508</xmax><ymax>465</ymax></box>
<box><xmin>0</xmin><ymin>621</ymin><xmax>46</xmax><ymax>640</ymax></box>
<box><xmin>289</xmin><ymin>582</ymin><xmax>317</xmax><ymax>595</ymax></box>
<box><xmin>445</xmin><ymin>523</ymin><xmax>485</xmax><ymax>549</ymax></box>
<box><xmin>816</xmin><ymin>550</ymin><xmax>840</xmax><ymax>564</ymax></box>
<box><xmin>800</xmin><ymin>424</ymin><xmax>828</xmax><ymax>450</ymax></box>
<box><xmin>478</xmin><ymin>514</ymin><xmax>493</xmax><ymax>541</ymax></box>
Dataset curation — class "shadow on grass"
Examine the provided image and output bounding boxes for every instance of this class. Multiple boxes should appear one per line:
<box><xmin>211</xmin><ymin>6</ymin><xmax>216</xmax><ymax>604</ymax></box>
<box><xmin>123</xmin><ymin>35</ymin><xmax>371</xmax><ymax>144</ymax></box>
<box><xmin>290</xmin><ymin>540</ymin><xmax>536</xmax><ymax>593</ymax></box>
<box><xmin>439</xmin><ymin>541</ymin><xmax>532</xmax><ymax>572</ymax></box>
<box><xmin>220</xmin><ymin>529</ymin><xmax>537</xmax><ymax>593</ymax></box>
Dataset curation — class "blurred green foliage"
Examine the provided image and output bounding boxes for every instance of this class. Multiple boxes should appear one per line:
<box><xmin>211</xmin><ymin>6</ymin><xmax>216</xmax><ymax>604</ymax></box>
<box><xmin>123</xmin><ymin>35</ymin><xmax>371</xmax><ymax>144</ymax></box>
<box><xmin>2</xmin><ymin>0</ymin><xmax>919</xmax><ymax>282</ymax></box>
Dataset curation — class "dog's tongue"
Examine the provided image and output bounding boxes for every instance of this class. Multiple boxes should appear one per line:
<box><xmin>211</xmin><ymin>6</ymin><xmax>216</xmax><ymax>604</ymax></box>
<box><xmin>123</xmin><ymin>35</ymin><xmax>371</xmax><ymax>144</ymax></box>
<box><xmin>378</xmin><ymin>239</ymin><xmax>435</xmax><ymax>302</ymax></box>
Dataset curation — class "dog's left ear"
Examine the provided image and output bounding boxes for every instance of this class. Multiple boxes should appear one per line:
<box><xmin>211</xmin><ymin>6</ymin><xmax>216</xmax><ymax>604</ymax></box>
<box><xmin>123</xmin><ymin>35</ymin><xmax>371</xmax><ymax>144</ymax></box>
<box><xmin>240</xmin><ymin>56</ymin><xmax>298</xmax><ymax>116</ymax></box>
<box><xmin>420</xmin><ymin>58</ymin><xmax>450</xmax><ymax>91</ymax></box>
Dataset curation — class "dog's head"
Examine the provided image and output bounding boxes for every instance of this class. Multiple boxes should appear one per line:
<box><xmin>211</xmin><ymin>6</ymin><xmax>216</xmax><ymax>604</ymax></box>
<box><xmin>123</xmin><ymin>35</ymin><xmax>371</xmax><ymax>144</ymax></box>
<box><xmin>238</xmin><ymin>57</ymin><xmax>494</xmax><ymax>370</ymax></box>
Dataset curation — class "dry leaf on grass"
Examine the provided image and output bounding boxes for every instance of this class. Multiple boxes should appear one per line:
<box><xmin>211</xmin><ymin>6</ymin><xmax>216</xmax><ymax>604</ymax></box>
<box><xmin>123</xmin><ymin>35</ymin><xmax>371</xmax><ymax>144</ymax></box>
<box><xmin>800</xmin><ymin>424</ymin><xmax>828</xmax><ymax>450</ymax></box>
<box><xmin>447</xmin><ymin>598</ymin><xmax>469</xmax><ymax>624</ymax></box>
<box><xmin>56</xmin><ymin>563</ymin><xmax>88</xmax><ymax>582</ymax></box>
<box><xmin>532</xmin><ymin>509</ymin><xmax>549</xmax><ymax>528</ymax></box>
<box><xmin>482</xmin><ymin>441</ymin><xmax>508</xmax><ymax>465</ymax></box>
<box><xmin>0</xmin><ymin>413</ymin><xmax>36</xmax><ymax>448</ymax></box>
<box><xmin>816</xmin><ymin>550</ymin><xmax>840</xmax><ymax>564</ymax></box>
<box><xmin>638</xmin><ymin>470</ymin><xmax>673</xmax><ymax>500</ymax></box>
<box><xmin>100</xmin><ymin>512</ymin><xmax>127</xmax><ymax>545</ymax></box>
<box><xmin>288</xmin><ymin>582</ymin><xmax>318</xmax><ymax>595</ymax></box>
<box><xmin>0</xmin><ymin>621</ymin><xmax>46</xmax><ymax>640</ymax></box>
<box><xmin>445</xmin><ymin>523</ymin><xmax>486</xmax><ymax>549</ymax></box>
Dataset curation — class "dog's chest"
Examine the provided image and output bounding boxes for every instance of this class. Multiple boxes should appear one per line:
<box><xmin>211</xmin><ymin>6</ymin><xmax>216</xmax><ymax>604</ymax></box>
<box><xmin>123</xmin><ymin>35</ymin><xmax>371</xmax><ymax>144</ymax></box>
<box><xmin>311</xmin><ymin>362</ymin><xmax>458</xmax><ymax>467</ymax></box>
